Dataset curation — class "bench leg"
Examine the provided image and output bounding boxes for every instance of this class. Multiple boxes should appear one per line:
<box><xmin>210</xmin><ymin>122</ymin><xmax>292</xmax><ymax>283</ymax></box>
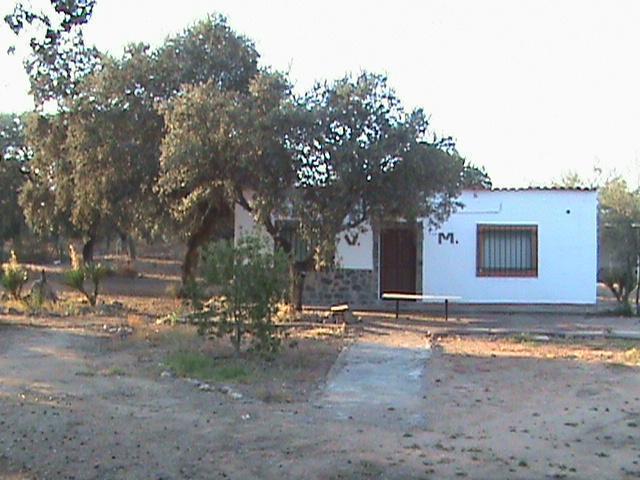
<box><xmin>445</xmin><ymin>299</ymin><xmax>449</xmax><ymax>321</ymax></box>
<box><xmin>395</xmin><ymin>300</ymin><xmax>400</xmax><ymax>319</ymax></box>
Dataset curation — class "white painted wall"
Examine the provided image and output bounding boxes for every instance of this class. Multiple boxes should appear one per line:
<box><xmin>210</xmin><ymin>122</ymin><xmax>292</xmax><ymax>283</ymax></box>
<box><xmin>335</xmin><ymin>225</ymin><xmax>374</xmax><ymax>270</ymax></box>
<box><xmin>233</xmin><ymin>203</ymin><xmax>273</xmax><ymax>249</ymax></box>
<box><xmin>422</xmin><ymin>190</ymin><xmax>598</xmax><ymax>304</ymax></box>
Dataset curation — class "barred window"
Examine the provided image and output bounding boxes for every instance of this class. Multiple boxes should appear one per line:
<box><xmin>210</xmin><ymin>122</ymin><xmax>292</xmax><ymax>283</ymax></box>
<box><xmin>476</xmin><ymin>225</ymin><xmax>538</xmax><ymax>277</ymax></box>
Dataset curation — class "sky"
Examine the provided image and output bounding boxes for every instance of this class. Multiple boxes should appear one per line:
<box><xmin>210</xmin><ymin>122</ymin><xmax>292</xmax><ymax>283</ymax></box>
<box><xmin>2</xmin><ymin>0</ymin><xmax>640</xmax><ymax>188</ymax></box>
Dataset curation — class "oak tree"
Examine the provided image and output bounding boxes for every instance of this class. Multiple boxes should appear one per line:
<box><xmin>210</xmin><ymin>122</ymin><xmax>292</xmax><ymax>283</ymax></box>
<box><xmin>273</xmin><ymin>73</ymin><xmax>465</xmax><ymax>308</ymax></box>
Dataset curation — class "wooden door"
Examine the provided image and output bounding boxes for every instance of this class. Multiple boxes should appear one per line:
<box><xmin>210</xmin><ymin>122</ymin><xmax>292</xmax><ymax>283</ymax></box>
<box><xmin>380</xmin><ymin>228</ymin><xmax>417</xmax><ymax>296</ymax></box>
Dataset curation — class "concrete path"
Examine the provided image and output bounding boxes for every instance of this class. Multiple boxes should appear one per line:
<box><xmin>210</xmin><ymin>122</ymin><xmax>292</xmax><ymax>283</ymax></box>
<box><xmin>319</xmin><ymin>342</ymin><xmax>430</xmax><ymax>428</ymax></box>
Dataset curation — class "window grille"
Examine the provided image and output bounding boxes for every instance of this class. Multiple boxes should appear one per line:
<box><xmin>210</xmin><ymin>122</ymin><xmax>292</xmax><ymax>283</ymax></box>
<box><xmin>476</xmin><ymin>225</ymin><xmax>538</xmax><ymax>277</ymax></box>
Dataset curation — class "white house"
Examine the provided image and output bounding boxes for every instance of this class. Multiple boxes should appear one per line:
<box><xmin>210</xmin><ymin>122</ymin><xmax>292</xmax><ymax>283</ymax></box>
<box><xmin>234</xmin><ymin>188</ymin><xmax>598</xmax><ymax>308</ymax></box>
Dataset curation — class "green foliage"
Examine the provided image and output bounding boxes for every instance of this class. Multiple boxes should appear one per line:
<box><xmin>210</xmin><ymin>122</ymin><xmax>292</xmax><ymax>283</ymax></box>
<box><xmin>200</xmin><ymin>236</ymin><xmax>288</xmax><ymax>356</ymax></box>
<box><xmin>1</xmin><ymin>251</ymin><xmax>28</xmax><ymax>300</ymax></box>
<box><xmin>156</xmin><ymin>60</ymin><xmax>287</xmax><ymax>284</ymax></box>
<box><xmin>461</xmin><ymin>163</ymin><xmax>492</xmax><ymax>189</ymax></box>
<box><xmin>64</xmin><ymin>262</ymin><xmax>110</xmax><ymax>306</ymax></box>
<box><xmin>278</xmin><ymin>73</ymin><xmax>464</xmax><ymax>267</ymax></box>
<box><xmin>153</xmin><ymin>14</ymin><xmax>258</xmax><ymax>98</ymax></box>
<box><xmin>599</xmin><ymin>178</ymin><xmax>640</xmax><ymax>306</ymax></box>
<box><xmin>24</xmin><ymin>287</ymin><xmax>45</xmax><ymax>313</ymax></box>
<box><xmin>64</xmin><ymin>266</ymin><xmax>85</xmax><ymax>291</ymax></box>
<box><xmin>4</xmin><ymin>0</ymin><xmax>100</xmax><ymax>106</ymax></box>
<box><xmin>20</xmin><ymin>15</ymin><xmax>261</xmax><ymax>284</ymax></box>
<box><xmin>20</xmin><ymin>48</ymin><xmax>166</xmax><ymax>244</ymax></box>
<box><xmin>552</xmin><ymin>165</ymin><xmax>604</xmax><ymax>190</ymax></box>
<box><xmin>166</xmin><ymin>351</ymin><xmax>250</xmax><ymax>382</ymax></box>
<box><xmin>600</xmin><ymin>267</ymin><xmax>636</xmax><ymax>310</ymax></box>
<box><xmin>0</xmin><ymin>114</ymin><xmax>28</xmax><ymax>244</ymax></box>
<box><xmin>19</xmin><ymin>113</ymin><xmax>76</xmax><ymax>238</ymax></box>
<box><xmin>180</xmin><ymin>279</ymin><xmax>206</xmax><ymax>309</ymax></box>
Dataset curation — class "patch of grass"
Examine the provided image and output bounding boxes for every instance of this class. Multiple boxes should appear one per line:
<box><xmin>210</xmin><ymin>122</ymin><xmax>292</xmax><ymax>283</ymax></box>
<box><xmin>166</xmin><ymin>350</ymin><xmax>250</xmax><ymax>383</ymax></box>
<box><xmin>104</xmin><ymin>367</ymin><xmax>127</xmax><ymax>377</ymax></box>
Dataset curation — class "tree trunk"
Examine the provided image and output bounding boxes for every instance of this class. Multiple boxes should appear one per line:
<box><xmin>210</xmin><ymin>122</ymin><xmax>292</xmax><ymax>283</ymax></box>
<box><xmin>234</xmin><ymin>318</ymin><xmax>242</xmax><ymax>356</ymax></box>
<box><xmin>289</xmin><ymin>260</ymin><xmax>312</xmax><ymax>312</ymax></box>
<box><xmin>181</xmin><ymin>203</ymin><xmax>232</xmax><ymax>290</ymax></box>
<box><xmin>118</xmin><ymin>232</ymin><xmax>137</xmax><ymax>261</ymax></box>
<box><xmin>289</xmin><ymin>263</ymin><xmax>301</xmax><ymax>312</ymax></box>
<box><xmin>82</xmin><ymin>234</ymin><xmax>96</xmax><ymax>264</ymax></box>
<box><xmin>182</xmin><ymin>236</ymin><xmax>204</xmax><ymax>287</ymax></box>
<box><xmin>126</xmin><ymin>235</ymin><xmax>136</xmax><ymax>261</ymax></box>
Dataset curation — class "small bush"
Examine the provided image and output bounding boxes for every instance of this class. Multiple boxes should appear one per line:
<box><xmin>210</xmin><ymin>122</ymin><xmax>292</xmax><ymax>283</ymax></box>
<box><xmin>613</xmin><ymin>302</ymin><xmax>634</xmax><ymax>317</ymax></box>
<box><xmin>180</xmin><ymin>278</ymin><xmax>206</xmax><ymax>309</ymax></box>
<box><xmin>64</xmin><ymin>259</ymin><xmax>111</xmax><ymax>307</ymax></box>
<box><xmin>1</xmin><ymin>251</ymin><xmax>28</xmax><ymax>300</ymax></box>
<box><xmin>200</xmin><ymin>235</ymin><xmax>288</xmax><ymax>357</ymax></box>
<box><xmin>65</xmin><ymin>267</ymin><xmax>86</xmax><ymax>292</ymax></box>
<box><xmin>24</xmin><ymin>288</ymin><xmax>45</xmax><ymax>313</ymax></box>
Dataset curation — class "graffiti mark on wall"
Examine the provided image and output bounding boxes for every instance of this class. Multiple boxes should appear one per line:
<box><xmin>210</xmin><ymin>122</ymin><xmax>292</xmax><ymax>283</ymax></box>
<box><xmin>344</xmin><ymin>232</ymin><xmax>359</xmax><ymax>246</ymax></box>
<box><xmin>438</xmin><ymin>232</ymin><xmax>459</xmax><ymax>245</ymax></box>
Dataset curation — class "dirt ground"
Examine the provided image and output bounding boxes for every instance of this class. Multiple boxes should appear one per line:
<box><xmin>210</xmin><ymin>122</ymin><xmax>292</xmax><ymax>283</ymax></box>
<box><xmin>1</xmin><ymin>255</ymin><xmax>640</xmax><ymax>479</ymax></box>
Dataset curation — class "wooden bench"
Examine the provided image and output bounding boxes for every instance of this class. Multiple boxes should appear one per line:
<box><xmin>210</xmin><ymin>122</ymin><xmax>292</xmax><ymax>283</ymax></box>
<box><xmin>381</xmin><ymin>293</ymin><xmax>461</xmax><ymax>321</ymax></box>
<box><xmin>328</xmin><ymin>304</ymin><xmax>350</xmax><ymax>323</ymax></box>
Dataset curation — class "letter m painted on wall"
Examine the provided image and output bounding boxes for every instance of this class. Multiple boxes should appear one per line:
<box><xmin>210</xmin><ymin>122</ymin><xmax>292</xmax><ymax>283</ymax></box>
<box><xmin>438</xmin><ymin>232</ymin><xmax>455</xmax><ymax>244</ymax></box>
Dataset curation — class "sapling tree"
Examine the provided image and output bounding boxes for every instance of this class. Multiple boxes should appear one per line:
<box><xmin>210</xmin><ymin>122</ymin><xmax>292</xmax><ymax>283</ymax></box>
<box><xmin>200</xmin><ymin>236</ymin><xmax>288</xmax><ymax>356</ymax></box>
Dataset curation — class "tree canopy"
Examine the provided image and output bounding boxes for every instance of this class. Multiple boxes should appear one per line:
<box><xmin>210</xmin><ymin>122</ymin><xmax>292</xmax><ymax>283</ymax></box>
<box><xmin>273</xmin><ymin>73</ymin><xmax>465</xmax><ymax>266</ymax></box>
<box><xmin>10</xmin><ymin>11</ymin><xmax>486</xmax><ymax>305</ymax></box>
<box><xmin>160</xmin><ymin>69</ymin><xmax>468</xmax><ymax>303</ymax></box>
<box><xmin>4</xmin><ymin>0</ymin><xmax>100</xmax><ymax>106</ymax></box>
<box><xmin>157</xmin><ymin>70</ymin><xmax>292</xmax><ymax>283</ymax></box>
<box><xmin>19</xmin><ymin>15</ymin><xmax>262</xmax><ymax>265</ymax></box>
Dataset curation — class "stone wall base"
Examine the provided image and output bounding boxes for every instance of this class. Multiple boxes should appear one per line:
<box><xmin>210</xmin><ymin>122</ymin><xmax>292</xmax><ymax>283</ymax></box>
<box><xmin>302</xmin><ymin>269</ymin><xmax>377</xmax><ymax>306</ymax></box>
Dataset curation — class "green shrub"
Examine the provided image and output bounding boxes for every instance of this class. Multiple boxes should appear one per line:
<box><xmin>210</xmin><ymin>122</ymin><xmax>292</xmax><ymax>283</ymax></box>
<box><xmin>601</xmin><ymin>266</ymin><xmax>636</xmax><ymax>308</ymax></box>
<box><xmin>64</xmin><ymin>262</ymin><xmax>111</xmax><ymax>306</ymax></box>
<box><xmin>64</xmin><ymin>267</ymin><xmax>86</xmax><ymax>291</ymax></box>
<box><xmin>24</xmin><ymin>288</ymin><xmax>45</xmax><ymax>313</ymax></box>
<box><xmin>199</xmin><ymin>235</ymin><xmax>288</xmax><ymax>357</ymax></box>
<box><xmin>180</xmin><ymin>278</ymin><xmax>206</xmax><ymax>309</ymax></box>
<box><xmin>1</xmin><ymin>251</ymin><xmax>28</xmax><ymax>300</ymax></box>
